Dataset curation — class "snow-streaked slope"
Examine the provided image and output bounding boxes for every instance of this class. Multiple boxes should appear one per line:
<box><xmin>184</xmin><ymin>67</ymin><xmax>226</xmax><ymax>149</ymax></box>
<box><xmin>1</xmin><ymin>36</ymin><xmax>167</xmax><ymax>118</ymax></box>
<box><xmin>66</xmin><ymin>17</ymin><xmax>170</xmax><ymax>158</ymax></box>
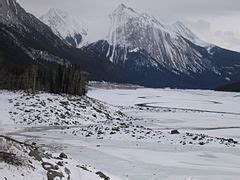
<box><xmin>170</xmin><ymin>21</ymin><xmax>210</xmax><ymax>47</ymax></box>
<box><xmin>0</xmin><ymin>0</ymin><xmax>126</xmax><ymax>83</ymax></box>
<box><xmin>0</xmin><ymin>0</ymin><xmax>70</xmax><ymax>65</ymax></box>
<box><xmin>40</xmin><ymin>8</ymin><xmax>88</xmax><ymax>48</ymax></box>
<box><xmin>106</xmin><ymin>4</ymin><xmax>214</xmax><ymax>74</ymax></box>
<box><xmin>84</xmin><ymin>4</ymin><xmax>240</xmax><ymax>88</ymax></box>
<box><xmin>0</xmin><ymin>0</ymin><xmax>18</xmax><ymax>23</ymax></box>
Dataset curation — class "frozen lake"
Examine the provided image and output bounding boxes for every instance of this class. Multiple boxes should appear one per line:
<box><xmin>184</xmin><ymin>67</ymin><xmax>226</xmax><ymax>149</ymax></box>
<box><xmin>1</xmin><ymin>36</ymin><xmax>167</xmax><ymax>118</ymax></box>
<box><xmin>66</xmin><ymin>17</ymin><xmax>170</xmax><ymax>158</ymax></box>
<box><xmin>89</xmin><ymin>88</ymin><xmax>240</xmax><ymax>139</ymax></box>
<box><xmin>1</xmin><ymin>87</ymin><xmax>240</xmax><ymax>180</ymax></box>
<box><xmin>87</xmin><ymin>87</ymin><xmax>240</xmax><ymax>179</ymax></box>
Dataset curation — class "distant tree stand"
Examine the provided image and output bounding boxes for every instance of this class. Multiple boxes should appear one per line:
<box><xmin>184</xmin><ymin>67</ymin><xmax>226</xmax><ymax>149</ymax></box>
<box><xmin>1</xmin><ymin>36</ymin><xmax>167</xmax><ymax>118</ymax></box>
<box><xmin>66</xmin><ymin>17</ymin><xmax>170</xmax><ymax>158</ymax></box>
<box><xmin>0</xmin><ymin>63</ymin><xmax>88</xmax><ymax>96</ymax></box>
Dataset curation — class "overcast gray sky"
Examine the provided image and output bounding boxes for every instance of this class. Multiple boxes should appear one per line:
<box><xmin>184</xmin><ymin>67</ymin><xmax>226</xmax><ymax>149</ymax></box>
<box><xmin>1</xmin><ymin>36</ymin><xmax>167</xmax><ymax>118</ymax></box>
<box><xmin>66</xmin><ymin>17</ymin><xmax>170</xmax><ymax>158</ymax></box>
<box><xmin>18</xmin><ymin>0</ymin><xmax>240</xmax><ymax>51</ymax></box>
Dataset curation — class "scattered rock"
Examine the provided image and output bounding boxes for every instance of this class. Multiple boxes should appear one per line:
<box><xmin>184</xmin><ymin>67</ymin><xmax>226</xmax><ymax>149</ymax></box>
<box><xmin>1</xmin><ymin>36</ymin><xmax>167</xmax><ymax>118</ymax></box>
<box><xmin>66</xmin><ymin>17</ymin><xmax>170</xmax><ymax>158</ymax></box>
<box><xmin>76</xmin><ymin>165</ymin><xmax>91</xmax><ymax>172</ymax></box>
<box><xmin>228</xmin><ymin>138</ymin><xmax>238</xmax><ymax>144</ymax></box>
<box><xmin>112</xmin><ymin>127</ymin><xmax>120</xmax><ymax>132</ymax></box>
<box><xmin>170</xmin><ymin>130</ymin><xmax>180</xmax><ymax>134</ymax></box>
<box><xmin>42</xmin><ymin>162</ymin><xmax>59</xmax><ymax>171</ymax></box>
<box><xmin>57</xmin><ymin>161</ymin><xmax>64</xmax><ymax>166</ymax></box>
<box><xmin>29</xmin><ymin>148</ymin><xmax>43</xmax><ymax>162</ymax></box>
<box><xmin>0</xmin><ymin>152</ymin><xmax>22</xmax><ymax>166</ymax></box>
<box><xmin>96</xmin><ymin>171</ymin><xmax>110</xmax><ymax>180</ymax></box>
<box><xmin>47</xmin><ymin>170</ymin><xmax>64</xmax><ymax>180</ymax></box>
<box><xmin>192</xmin><ymin>136</ymin><xmax>198</xmax><ymax>140</ymax></box>
<box><xmin>199</xmin><ymin>142</ymin><xmax>205</xmax><ymax>146</ymax></box>
<box><xmin>59</xmin><ymin>153</ymin><xmax>68</xmax><ymax>159</ymax></box>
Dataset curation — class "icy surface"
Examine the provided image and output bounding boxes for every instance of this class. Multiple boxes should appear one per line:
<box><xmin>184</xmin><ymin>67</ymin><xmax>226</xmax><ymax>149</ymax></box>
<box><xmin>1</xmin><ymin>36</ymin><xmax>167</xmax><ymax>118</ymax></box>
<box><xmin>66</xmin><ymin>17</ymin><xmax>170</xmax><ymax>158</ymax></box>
<box><xmin>0</xmin><ymin>87</ymin><xmax>240</xmax><ymax>180</ymax></box>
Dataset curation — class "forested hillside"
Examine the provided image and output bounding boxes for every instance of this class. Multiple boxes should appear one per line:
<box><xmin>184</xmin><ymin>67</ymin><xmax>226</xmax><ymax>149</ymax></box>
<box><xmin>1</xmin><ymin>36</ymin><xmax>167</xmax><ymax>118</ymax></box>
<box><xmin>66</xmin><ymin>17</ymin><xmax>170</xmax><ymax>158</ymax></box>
<box><xmin>0</xmin><ymin>61</ymin><xmax>88</xmax><ymax>95</ymax></box>
<box><xmin>216</xmin><ymin>81</ymin><xmax>240</xmax><ymax>92</ymax></box>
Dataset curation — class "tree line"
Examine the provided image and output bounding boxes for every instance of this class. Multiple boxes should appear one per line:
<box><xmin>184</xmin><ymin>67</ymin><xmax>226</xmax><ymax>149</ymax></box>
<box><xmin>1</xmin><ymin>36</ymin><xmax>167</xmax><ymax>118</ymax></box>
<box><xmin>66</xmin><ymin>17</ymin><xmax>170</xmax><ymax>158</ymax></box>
<box><xmin>0</xmin><ymin>63</ymin><xmax>88</xmax><ymax>96</ymax></box>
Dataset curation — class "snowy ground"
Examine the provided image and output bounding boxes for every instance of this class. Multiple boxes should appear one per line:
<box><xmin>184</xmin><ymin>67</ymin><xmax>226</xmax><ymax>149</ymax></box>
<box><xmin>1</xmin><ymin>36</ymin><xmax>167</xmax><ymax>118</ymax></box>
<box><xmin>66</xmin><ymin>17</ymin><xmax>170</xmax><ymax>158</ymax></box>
<box><xmin>0</xmin><ymin>135</ymin><xmax>101</xmax><ymax>180</ymax></box>
<box><xmin>0</xmin><ymin>86</ymin><xmax>240</xmax><ymax>180</ymax></box>
<box><xmin>87</xmin><ymin>87</ymin><xmax>240</xmax><ymax>180</ymax></box>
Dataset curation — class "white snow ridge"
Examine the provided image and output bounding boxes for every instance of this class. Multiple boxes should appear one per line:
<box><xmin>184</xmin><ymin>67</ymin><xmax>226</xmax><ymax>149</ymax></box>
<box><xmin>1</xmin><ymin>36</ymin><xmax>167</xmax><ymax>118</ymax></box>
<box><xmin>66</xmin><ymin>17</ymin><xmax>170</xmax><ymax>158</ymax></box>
<box><xmin>40</xmin><ymin>8</ymin><xmax>88</xmax><ymax>48</ymax></box>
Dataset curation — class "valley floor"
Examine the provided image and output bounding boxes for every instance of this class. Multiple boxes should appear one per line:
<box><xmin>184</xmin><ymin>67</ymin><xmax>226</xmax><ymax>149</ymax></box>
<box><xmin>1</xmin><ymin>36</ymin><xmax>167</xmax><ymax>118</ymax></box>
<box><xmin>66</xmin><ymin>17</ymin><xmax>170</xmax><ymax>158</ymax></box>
<box><xmin>1</xmin><ymin>86</ymin><xmax>240</xmax><ymax>180</ymax></box>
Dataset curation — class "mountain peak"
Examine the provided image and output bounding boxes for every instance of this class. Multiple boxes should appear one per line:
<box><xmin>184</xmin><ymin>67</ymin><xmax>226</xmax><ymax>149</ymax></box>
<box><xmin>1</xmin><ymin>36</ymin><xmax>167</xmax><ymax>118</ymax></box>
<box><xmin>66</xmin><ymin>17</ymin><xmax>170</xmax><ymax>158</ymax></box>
<box><xmin>116</xmin><ymin>3</ymin><xmax>136</xmax><ymax>13</ymax></box>
<box><xmin>118</xmin><ymin>3</ymin><xmax>127</xmax><ymax>9</ymax></box>
<box><xmin>112</xmin><ymin>3</ymin><xmax>138</xmax><ymax>17</ymax></box>
<box><xmin>47</xmin><ymin>8</ymin><xmax>68</xmax><ymax>18</ymax></box>
<box><xmin>40</xmin><ymin>8</ymin><xmax>88</xmax><ymax>48</ymax></box>
<box><xmin>111</xmin><ymin>4</ymin><xmax>166</xmax><ymax>30</ymax></box>
<box><xmin>48</xmin><ymin>8</ymin><xmax>58</xmax><ymax>15</ymax></box>
<box><xmin>110</xmin><ymin>4</ymin><xmax>139</xmax><ymax>30</ymax></box>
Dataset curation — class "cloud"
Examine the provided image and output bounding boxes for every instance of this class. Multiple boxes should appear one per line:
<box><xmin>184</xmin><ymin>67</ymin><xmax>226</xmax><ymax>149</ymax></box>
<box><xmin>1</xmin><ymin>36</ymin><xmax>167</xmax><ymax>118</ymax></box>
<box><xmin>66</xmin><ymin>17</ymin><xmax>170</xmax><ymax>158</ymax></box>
<box><xmin>18</xmin><ymin>0</ymin><xmax>240</xmax><ymax>19</ymax></box>
<box><xmin>184</xmin><ymin>20</ymin><xmax>211</xmax><ymax>34</ymax></box>
<box><xmin>214</xmin><ymin>30</ymin><xmax>240</xmax><ymax>51</ymax></box>
<box><xmin>185</xmin><ymin>19</ymin><xmax>240</xmax><ymax>51</ymax></box>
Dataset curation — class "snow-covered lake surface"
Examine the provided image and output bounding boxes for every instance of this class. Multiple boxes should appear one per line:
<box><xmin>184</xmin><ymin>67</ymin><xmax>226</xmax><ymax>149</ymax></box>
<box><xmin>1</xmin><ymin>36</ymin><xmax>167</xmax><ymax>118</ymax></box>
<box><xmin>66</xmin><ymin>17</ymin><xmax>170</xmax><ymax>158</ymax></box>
<box><xmin>1</xmin><ymin>87</ymin><xmax>240</xmax><ymax>180</ymax></box>
<box><xmin>89</xmin><ymin>88</ymin><xmax>240</xmax><ymax>139</ymax></box>
<box><xmin>88</xmin><ymin>87</ymin><xmax>240</xmax><ymax>180</ymax></box>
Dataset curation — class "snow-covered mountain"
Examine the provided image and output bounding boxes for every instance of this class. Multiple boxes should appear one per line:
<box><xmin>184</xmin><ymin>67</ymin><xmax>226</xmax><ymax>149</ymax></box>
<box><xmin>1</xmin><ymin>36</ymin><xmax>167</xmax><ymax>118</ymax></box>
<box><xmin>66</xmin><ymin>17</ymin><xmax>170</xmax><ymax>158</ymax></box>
<box><xmin>106</xmin><ymin>4</ymin><xmax>213</xmax><ymax>74</ymax></box>
<box><xmin>86</xmin><ymin>4</ymin><xmax>240</xmax><ymax>88</ymax></box>
<box><xmin>0</xmin><ymin>0</ymin><xmax>69</xmax><ymax>65</ymax></box>
<box><xmin>1</xmin><ymin>0</ymin><xmax>240</xmax><ymax>89</ymax></box>
<box><xmin>0</xmin><ymin>0</ymin><xmax>127</xmax><ymax>83</ymax></box>
<box><xmin>40</xmin><ymin>8</ymin><xmax>88</xmax><ymax>48</ymax></box>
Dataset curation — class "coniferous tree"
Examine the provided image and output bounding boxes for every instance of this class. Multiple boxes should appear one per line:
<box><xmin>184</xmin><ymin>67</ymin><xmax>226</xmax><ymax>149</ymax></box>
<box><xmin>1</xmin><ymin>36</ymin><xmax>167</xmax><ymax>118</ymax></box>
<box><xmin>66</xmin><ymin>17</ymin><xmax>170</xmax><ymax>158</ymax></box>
<box><xmin>0</xmin><ymin>63</ymin><xmax>88</xmax><ymax>96</ymax></box>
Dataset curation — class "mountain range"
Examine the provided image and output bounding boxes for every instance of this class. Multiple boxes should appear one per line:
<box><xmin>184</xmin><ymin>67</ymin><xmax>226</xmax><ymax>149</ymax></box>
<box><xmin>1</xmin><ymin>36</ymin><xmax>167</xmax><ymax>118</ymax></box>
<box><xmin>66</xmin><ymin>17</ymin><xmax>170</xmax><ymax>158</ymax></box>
<box><xmin>0</xmin><ymin>0</ymin><xmax>126</xmax><ymax>83</ymax></box>
<box><xmin>1</xmin><ymin>0</ymin><xmax>240</xmax><ymax>89</ymax></box>
<box><xmin>86</xmin><ymin>4</ymin><xmax>240</xmax><ymax>88</ymax></box>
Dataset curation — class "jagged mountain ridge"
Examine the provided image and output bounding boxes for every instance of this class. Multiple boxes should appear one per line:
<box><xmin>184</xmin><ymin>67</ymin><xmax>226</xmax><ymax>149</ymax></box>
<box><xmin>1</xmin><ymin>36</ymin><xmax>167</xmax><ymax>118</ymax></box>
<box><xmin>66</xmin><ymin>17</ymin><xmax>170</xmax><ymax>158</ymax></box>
<box><xmin>0</xmin><ymin>0</ymin><xmax>127</xmax><ymax>83</ymax></box>
<box><xmin>106</xmin><ymin>4</ymin><xmax>212</xmax><ymax>74</ymax></box>
<box><xmin>40</xmin><ymin>8</ymin><xmax>88</xmax><ymax>48</ymax></box>
<box><xmin>86</xmin><ymin>4</ymin><xmax>240</xmax><ymax>88</ymax></box>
